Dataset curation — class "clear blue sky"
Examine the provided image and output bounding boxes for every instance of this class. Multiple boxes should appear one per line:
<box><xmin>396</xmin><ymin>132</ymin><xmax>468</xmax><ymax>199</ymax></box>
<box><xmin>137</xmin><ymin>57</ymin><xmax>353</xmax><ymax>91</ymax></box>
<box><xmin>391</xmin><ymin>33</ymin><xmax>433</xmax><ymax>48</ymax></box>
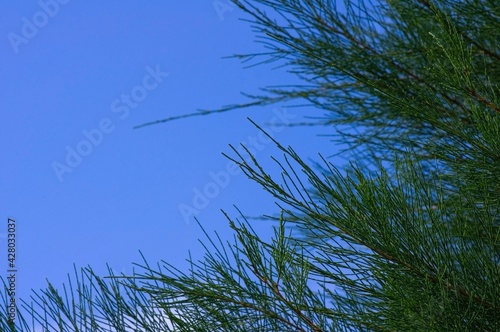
<box><xmin>0</xmin><ymin>1</ymin><xmax>341</xmax><ymax>307</ymax></box>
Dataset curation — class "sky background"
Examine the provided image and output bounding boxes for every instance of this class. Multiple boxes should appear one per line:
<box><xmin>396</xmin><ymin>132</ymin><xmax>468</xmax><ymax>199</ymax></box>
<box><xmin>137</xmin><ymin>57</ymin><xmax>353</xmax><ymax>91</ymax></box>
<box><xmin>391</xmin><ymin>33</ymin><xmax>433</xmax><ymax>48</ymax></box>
<box><xmin>0</xmin><ymin>0</ymin><xmax>344</xmax><ymax>317</ymax></box>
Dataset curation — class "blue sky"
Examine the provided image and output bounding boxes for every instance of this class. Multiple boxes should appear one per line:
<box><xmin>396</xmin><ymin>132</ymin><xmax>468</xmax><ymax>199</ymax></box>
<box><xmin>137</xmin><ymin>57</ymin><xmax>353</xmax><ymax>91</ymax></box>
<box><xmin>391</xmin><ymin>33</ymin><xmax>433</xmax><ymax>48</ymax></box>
<box><xmin>0</xmin><ymin>1</ymin><xmax>341</xmax><ymax>309</ymax></box>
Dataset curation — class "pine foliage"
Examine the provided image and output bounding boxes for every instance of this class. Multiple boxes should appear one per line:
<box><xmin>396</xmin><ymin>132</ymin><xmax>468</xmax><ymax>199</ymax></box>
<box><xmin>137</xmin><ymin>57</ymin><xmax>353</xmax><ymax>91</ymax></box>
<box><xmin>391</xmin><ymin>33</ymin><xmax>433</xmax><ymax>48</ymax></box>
<box><xmin>2</xmin><ymin>0</ymin><xmax>499</xmax><ymax>331</ymax></box>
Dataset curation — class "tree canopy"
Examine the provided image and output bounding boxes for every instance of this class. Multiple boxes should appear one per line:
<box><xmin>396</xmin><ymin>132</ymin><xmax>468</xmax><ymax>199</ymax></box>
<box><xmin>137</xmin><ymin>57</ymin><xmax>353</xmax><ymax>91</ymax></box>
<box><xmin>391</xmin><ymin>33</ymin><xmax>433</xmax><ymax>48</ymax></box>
<box><xmin>2</xmin><ymin>0</ymin><xmax>499</xmax><ymax>331</ymax></box>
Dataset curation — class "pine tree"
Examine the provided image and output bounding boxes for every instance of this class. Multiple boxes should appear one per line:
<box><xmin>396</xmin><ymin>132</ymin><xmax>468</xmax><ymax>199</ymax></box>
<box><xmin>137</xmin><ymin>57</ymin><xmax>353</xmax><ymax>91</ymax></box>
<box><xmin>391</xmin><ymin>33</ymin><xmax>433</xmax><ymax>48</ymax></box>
<box><xmin>2</xmin><ymin>0</ymin><xmax>499</xmax><ymax>330</ymax></box>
